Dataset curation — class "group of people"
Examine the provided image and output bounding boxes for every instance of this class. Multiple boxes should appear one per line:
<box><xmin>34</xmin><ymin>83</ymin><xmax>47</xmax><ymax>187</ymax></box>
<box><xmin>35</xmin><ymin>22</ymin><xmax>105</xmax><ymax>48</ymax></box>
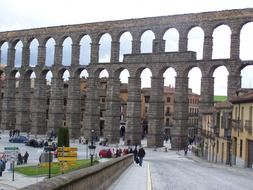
<box><xmin>133</xmin><ymin>145</ymin><xmax>146</xmax><ymax>167</ymax></box>
<box><xmin>9</xmin><ymin>129</ymin><xmax>21</xmax><ymax>137</ymax></box>
<box><xmin>17</xmin><ymin>151</ymin><xmax>29</xmax><ymax>165</ymax></box>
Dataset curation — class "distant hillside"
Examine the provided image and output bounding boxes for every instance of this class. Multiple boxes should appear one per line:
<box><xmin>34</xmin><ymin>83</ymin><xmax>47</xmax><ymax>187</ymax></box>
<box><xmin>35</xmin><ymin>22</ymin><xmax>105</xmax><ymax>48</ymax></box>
<box><xmin>214</xmin><ymin>96</ymin><xmax>227</xmax><ymax>102</ymax></box>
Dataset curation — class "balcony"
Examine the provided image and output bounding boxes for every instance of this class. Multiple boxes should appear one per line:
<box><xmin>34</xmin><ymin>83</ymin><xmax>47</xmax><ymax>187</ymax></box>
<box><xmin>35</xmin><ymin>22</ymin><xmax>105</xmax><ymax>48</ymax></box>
<box><xmin>231</xmin><ymin>119</ymin><xmax>243</xmax><ymax>132</ymax></box>
<box><xmin>244</xmin><ymin>120</ymin><xmax>252</xmax><ymax>133</ymax></box>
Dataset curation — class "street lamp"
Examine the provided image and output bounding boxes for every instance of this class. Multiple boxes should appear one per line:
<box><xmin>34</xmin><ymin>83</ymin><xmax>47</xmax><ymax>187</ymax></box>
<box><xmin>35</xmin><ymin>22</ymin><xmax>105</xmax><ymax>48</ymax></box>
<box><xmin>44</xmin><ymin>139</ymin><xmax>53</xmax><ymax>179</ymax></box>
<box><xmin>88</xmin><ymin>130</ymin><xmax>96</xmax><ymax>166</ymax></box>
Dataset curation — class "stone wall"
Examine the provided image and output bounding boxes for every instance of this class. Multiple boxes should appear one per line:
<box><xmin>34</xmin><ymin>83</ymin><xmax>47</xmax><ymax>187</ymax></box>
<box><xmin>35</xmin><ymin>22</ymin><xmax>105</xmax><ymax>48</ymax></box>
<box><xmin>20</xmin><ymin>154</ymin><xmax>133</xmax><ymax>190</ymax></box>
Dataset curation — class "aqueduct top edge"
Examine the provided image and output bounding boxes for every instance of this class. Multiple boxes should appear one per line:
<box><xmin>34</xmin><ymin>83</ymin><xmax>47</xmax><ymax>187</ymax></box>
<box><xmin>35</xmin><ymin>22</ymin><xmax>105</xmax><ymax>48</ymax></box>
<box><xmin>0</xmin><ymin>8</ymin><xmax>253</xmax><ymax>38</ymax></box>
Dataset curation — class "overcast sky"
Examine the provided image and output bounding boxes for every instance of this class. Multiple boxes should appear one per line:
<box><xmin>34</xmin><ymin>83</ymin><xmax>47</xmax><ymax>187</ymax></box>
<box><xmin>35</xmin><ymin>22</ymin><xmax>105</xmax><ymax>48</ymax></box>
<box><xmin>1</xmin><ymin>0</ymin><xmax>253</xmax><ymax>95</ymax></box>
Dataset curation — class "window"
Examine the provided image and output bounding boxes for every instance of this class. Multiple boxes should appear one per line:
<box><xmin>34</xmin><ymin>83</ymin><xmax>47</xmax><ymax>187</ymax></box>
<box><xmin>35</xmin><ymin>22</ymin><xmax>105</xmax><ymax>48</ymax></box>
<box><xmin>166</xmin><ymin>107</ymin><xmax>170</xmax><ymax>114</ymax></box>
<box><xmin>145</xmin><ymin>96</ymin><xmax>150</xmax><ymax>103</ymax></box>
<box><xmin>167</xmin><ymin>97</ymin><xmax>171</xmax><ymax>103</ymax></box>
<box><xmin>166</xmin><ymin>118</ymin><xmax>170</xmax><ymax>126</ymax></box>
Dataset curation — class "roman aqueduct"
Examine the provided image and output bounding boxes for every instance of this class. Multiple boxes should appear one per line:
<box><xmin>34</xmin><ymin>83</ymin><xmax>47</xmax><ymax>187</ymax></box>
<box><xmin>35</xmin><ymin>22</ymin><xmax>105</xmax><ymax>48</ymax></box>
<box><xmin>0</xmin><ymin>8</ymin><xmax>253</xmax><ymax>149</ymax></box>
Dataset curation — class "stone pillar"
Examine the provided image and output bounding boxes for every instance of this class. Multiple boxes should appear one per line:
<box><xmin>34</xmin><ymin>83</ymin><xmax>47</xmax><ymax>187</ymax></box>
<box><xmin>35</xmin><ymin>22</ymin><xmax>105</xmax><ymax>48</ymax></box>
<box><xmin>227</xmin><ymin>73</ymin><xmax>241</xmax><ymax>98</ymax></box>
<box><xmin>0</xmin><ymin>75</ymin><xmax>16</xmax><ymax>130</ymax></box>
<box><xmin>198</xmin><ymin>75</ymin><xmax>214</xmax><ymax>140</ymax></box>
<box><xmin>7</xmin><ymin>47</ymin><xmax>15</xmax><ymax>67</ymax></box>
<box><xmin>147</xmin><ymin>77</ymin><xmax>164</xmax><ymax>147</ymax></box>
<box><xmin>82</xmin><ymin>77</ymin><xmax>100</xmax><ymax>140</ymax></box>
<box><xmin>178</xmin><ymin>30</ymin><xmax>188</xmax><ymax>52</ymax></box>
<box><xmin>152</xmin><ymin>39</ymin><xmax>165</xmax><ymax>53</ymax></box>
<box><xmin>111</xmin><ymin>41</ymin><xmax>120</xmax><ymax>63</ymax></box>
<box><xmin>132</xmin><ymin>40</ymin><xmax>141</xmax><ymax>54</ymax></box>
<box><xmin>47</xmin><ymin>77</ymin><xmax>64</xmax><ymax>134</ymax></box>
<box><xmin>30</xmin><ymin>77</ymin><xmax>48</xmax><ymax>135</ymax></box>
<box><xmin>203</xmin><ymin>35</ymin><xmax>213</xmax><ymax>60</ymax></box>
<box><xmin>199</xmin><ymin>76</ymin><xmax>214</xmax><ymax>113</ymax></box>
<box><xmin>37</xmin><ymin>45</ymin><xmax>46</xmax><ymax>66</ymax></box>
<box><xmin>171</xmin><ymin>76</ymin><xmax>189</xmax><ymax>150</ymax></box>
<box><xmin>54</xmin><ymin>44</ymin><xmax>63</xmax><ymax>65</ymax></box>
<box><xmin>21</xmin><ymin>44</ymin><xmax>30</xmax><ymax>67</ymax></box>
<box><xmin>90</xmin><ymin>42</ymin><xmax>99</xmax><ymax>63</ymax></box>
<box><xmin>71</xmin><ymin>43</ymin><xmax>80</xmax><ymax>66</ymax></box>
<box><xmin>15</xmin><ymin>76</ymin><xmax>31</xmax><ymax>132</ymax></box>
<box><xmin>104</xmin><ymin>77</ymin><xmax>121</xmax><ymax>144</ymax></box>
<box><xmin>66</xmin><ymin>76</ymin><xmax>81</xmax><ymax>138</ymax></box>
<box><xmin>230</xmin><ymin>33</ymin><xmax>240</xmax><ymax>59</ymax></box>
<box><xmin>125</xmin><ymin>77</ymin><xmax>142</xmax><ymax>146</ymax></box>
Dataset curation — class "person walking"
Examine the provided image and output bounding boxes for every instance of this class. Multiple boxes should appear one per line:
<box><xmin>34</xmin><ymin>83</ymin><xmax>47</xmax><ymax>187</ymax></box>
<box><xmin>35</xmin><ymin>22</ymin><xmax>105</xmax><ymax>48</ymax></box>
<box><xmin>23</xmin><ymin>151</ymin><xmax>29</xmax><ymax>164</ymax></box>
<box><xmin>133</xmin><ymin>145</ymin><xmax>138</xmax><ymax>164</ymax></box>
<box><xmin>138</xmin><ymin>146</ymin><xmax>145</xmax><ymax>167</ymax></box>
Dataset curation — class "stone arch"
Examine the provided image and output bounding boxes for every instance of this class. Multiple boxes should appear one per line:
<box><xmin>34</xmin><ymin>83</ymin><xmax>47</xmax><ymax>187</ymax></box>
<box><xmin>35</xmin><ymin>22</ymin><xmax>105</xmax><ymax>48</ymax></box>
<box><xmin>163</xmin><ymin>28</ymin><xmax>179</xmax><ymax>52</ymax></box>
<box><xmin>187</xmin><ymin>26</ymin><xmax>204</xmax><ymax>60</ymax></box>
<box><xmin>119</xmin><ymin>32</ymin><xmax>132</xmax><ymax>62</ymax></box>
<box><xmin>45</xmin><ymin>37</ymin><xmax>56</xmax><ymax>67</ymax></box>
<box><xmin>14</xmin><ymin>40</ymin><xmax>23</xmax><ymax>68</ymax></box>
<box><xmin>62</xmin><ymin>37</ymin><xmax>72</xmax><ymax>66</ymax></box>
<box><xmin>240</xmin><ymin>22</ymin><xmax>253</xmax><ymax>60</ymax></box>
<box><xmin>79</xmin><ymin>34</ymin><xmax>92</xmax><ymax>65</ymax></box>
<box><xmin>99</xmin><ymin>33</ymin><xmax>112</xmax><ymax>63</ymax></box>
<box><xmin>187</xmin><ymin>67</ymin><xmax>202</xmax><ymax>95</ymax></box>
<box><xmin>0</xmin><ymin>41</ymin><xmax>8</xmax><ymax>65</ymax></box>
<box><xmin>162</xmin><ymin>67</ymin><xmax>177</xmax><ymax>88</ymax></box>
<box><xmin>139</xmin><ymin>67</ymin><xmax>152</xmax><ymax>88</ymax></box>
<box><xmin>29</xmin><ymin>38</ymin><xmax>39</xmax><ymax>67</ymax></box>
<box><xmin>211</xmin><ymin>65</ymin><xmax>229</xmax><ymax>96</ymax></box>
<box><xmin>140</xmin><ymin>30</ymin><xmax>155</xmax><ymax>53</ymax></box>
<box><xmin>212</xmin><ymin>24</ymin><xmax>232</xmax><ymax>59</ymax></box>
<box><xmin>240</xmin><ymin>65</ymin><xmax>253</xmax><ymax>88</ymax></box>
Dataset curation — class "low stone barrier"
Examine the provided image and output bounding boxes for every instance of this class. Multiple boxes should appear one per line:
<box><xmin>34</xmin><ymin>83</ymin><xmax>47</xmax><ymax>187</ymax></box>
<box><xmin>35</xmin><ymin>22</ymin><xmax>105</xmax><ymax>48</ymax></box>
<box><xmin>21</xmin><ymin>154</ymin><xmax>133</xmax><ymax>190</ymax></box>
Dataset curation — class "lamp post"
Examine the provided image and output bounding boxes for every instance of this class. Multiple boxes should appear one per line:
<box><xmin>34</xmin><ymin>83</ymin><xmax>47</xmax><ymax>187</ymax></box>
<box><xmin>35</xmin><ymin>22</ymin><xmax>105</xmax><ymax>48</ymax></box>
<box><xmin>88</xmin><ymin>130</ymin><xmax>96</xmax><ymax>166</ymax></box>
<box><xmin>45</xmin><ymin>139</ymin><xmax>53</xmax><ymax>179</ymax></box>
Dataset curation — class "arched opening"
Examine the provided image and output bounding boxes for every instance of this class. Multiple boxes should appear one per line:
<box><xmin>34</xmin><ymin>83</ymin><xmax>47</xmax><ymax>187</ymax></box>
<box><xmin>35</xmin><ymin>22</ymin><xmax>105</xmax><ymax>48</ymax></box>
<box><xmin>99</xmin><ymin>33</ymin><xmax>111</xmax><ymax>63</ymax></box>
<box><xmin>188</xmin><ymin>27</ymin><xmax>204</xmax><ymax>60</ymax></box>
<box><xmin>212</xmin><ymin>25</ymin><xmax>231</xmax><ymax>59</ymax></box>
<box><xmin>0</xmin><ymin>42</ymin><xmax>8</xmax><ymax>65</ymax></box>
<box><xmin>163</xmin><ymin>67</ymin><xmax>177</xmax><ymax>138</ymax></box>
<box><xmin>62</xmin><ymin>37</ymin><xmax>72</xmax><ymax>66</ymax></box>
<box><xmin>46</xmin><ymin>71</ymin><xmax>53</xmax><ymax>86</ymax></box>
<box><xmin>188</xmin><ymin>67</ymin><xmax>202</xmax><ymax>95</ymax></box>
<box><xmin>240</xmin><ymin>22</ymin><xmax>253</xmax><ymax>60</ymax></box>
<box><xmin>163</xmin><ymin>28</ymin><xmax>179</xmax><ymax>52</ymax></box>
<box><xmin>80</xmin><ymin>35</ymin><xmax>91</xmax><ymax>65</ymax></box>
<box><xmin>119</xmin><ymin>32</ymin><xmax>132</xmax><ymax>62</ymax></box>
<box><xmin>30</xmin><ymin>72</ymin><xmax>36</xmax><ymax>89</ymax></box>
<box><xmin>141</xmin><ymin>68</ymin><xmax>152</xmax><ymax>88</ymax></box>
<box><xmin>188</xmin><ymin>67</ymin><xmax>201</xmax><ymax>139</ymax></box>
<box><xmin>140</xmin><ymin>30</ymin><xmax>155</xmax><ymax>53</ymax></box>
<box><xmin>15</xmin><ymin>41</ymin><xmax>23</xmax><ymax>68</ymax></box>
<box><xmin>119</xmin><ymin>69</ymin><xmax>130</xmax><ymax>84</ymax></box>
<box><xmin>241</xmin><ymin>65</ymin><xmax>253</xmax><ymax>88</ymax></box>
<box><xmin>29</xmin><ymin>39</ymin><xmax>39</xmax><ymax>67</ymax></box>
<box><xmin>15</xmin><ymin>72</ymin><xmax>20</xmax><ymax>88</ymax></box>
<box><xmin>63</xmin><ymin>70</ymin><xmax>70</xmax><ymax>81</ymax></box>
<box><xmin>213</xmin><ymin>66</ymin><xmax>229</xmax><ymax>97</ymax></box>
<box><xmin>45</xmin><ymin>38</ymin><xmax>55</xmax><ymax>67</ymax></box>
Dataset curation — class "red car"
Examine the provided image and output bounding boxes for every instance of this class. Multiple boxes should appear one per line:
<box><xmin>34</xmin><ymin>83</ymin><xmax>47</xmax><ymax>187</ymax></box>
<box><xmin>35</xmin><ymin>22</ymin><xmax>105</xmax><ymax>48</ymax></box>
<box><xmin>99</xmin><ymin>149</ymin><xmax>112</xmax><ymax>158</ymax></box>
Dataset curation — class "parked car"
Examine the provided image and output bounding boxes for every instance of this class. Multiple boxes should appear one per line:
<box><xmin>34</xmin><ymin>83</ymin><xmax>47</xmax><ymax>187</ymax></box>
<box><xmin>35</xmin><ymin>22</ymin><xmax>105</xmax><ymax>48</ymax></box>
<box><xmin>9</xmin><ymin>136</ymin><xmax>28</xmax><ymax>143</ymax></box>
<box><xmin>99</xmin><ymin>149</ymin><xmax>112</xmax><ymax>158</ymax></box>
<box><xmin>25</xmin><ymin>139</ymin><xmax>43</xmax><ymax>147</ymax></box>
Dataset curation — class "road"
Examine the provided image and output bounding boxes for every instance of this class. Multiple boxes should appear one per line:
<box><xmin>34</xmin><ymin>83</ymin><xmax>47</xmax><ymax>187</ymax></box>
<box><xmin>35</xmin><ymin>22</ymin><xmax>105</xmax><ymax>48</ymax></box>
<box><xmin>147</xmin><ymin>149</ymin><xmax>253</xmax><ymax>190</ymax></box>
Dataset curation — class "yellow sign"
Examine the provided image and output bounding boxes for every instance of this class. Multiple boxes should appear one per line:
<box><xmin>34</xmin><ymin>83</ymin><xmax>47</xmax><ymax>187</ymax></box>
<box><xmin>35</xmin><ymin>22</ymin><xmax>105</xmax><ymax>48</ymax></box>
<box><xmin>57</xmin><ymin>152</ymin><xmax>77</xmax><ymax>157</ymax></box>
<box><xmin>57</xmin><ymin>147</ymin><xmax>77</xmax><ymax>152</ymax></box>
<box><xmin>58</xmin><ymin>157</ymin><xmax>77</xmax><ymax>162</ymax></box>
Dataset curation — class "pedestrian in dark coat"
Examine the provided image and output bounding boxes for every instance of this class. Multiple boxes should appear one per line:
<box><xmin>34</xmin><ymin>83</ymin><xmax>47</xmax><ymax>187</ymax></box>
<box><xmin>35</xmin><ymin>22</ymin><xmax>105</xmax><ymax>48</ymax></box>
<box><xmin>138</xmin><ymin>146</ymin><xmax>146</xmax><ymax>166</ymax></box>
<box><xmin>133</xmin><ymin>146</ymin><xmax>138</xmax><ymax>163</ymax></box>
<box><xmin>23</xmin><ymin>151</ymin><xmax>29</xmax><ymax>164</ymax></box>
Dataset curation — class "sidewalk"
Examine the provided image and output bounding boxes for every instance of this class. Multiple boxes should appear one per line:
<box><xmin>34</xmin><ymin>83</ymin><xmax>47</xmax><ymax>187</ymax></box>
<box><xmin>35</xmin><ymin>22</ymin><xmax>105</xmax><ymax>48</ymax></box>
<box><xmin>0</xmin><ymin>169</ymin><xmax>45</xmax><ymax>190</ymax></box>
<box><xmin>108</xmin><ymin>161</ymin><xmax>151</xmax><ymax>190</ymax></box>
